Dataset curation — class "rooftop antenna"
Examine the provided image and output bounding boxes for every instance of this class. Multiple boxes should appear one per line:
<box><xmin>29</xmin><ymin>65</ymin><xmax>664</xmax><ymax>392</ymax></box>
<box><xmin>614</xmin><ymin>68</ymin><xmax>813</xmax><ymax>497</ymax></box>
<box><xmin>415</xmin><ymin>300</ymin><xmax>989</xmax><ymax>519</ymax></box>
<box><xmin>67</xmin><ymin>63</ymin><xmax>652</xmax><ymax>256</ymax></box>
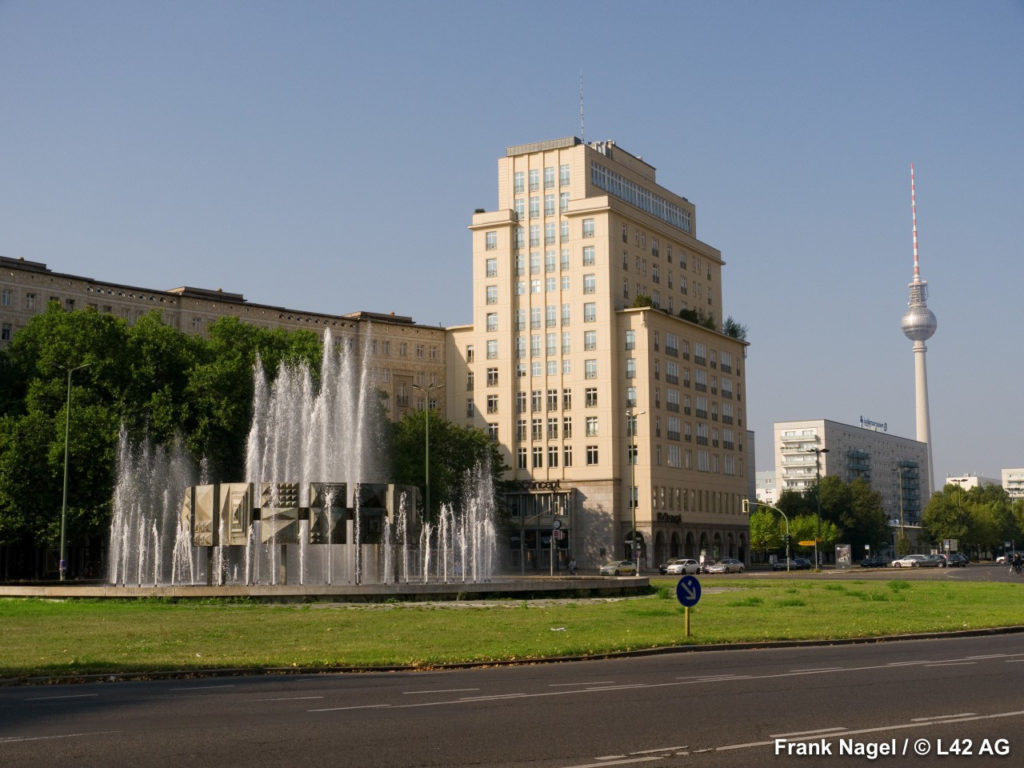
<box><xmin>579</xmin><ymin>70</ymin><xmax>585</xmax><ymax>143</ymax></box>
<box><xmin>911</xmin><ymin>162</ymin><xmax>921</xmax><ymax>283</ymax></box>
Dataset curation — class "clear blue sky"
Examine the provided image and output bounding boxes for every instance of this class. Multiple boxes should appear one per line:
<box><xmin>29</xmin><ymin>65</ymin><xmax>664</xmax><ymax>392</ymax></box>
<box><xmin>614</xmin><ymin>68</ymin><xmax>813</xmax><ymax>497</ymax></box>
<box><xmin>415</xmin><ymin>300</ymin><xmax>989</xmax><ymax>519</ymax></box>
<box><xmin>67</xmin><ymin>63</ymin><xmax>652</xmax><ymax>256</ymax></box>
<box><xmin>2</xmin><ymin>0</ymin><xmax>1022</xmax><ymax>486</ymax></box>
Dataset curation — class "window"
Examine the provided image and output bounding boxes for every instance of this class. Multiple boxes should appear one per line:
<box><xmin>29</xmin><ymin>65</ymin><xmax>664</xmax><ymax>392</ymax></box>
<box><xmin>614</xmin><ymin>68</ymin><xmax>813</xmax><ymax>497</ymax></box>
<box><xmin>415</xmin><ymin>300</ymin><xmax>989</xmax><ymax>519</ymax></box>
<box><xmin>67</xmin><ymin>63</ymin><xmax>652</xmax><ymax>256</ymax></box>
<box><xmin>0</xmin><ymin>323</ymin><xmax>11</xmax><ymax>342</ymax></box>
<box><xmin>545</xmin><ymin>251</ymin><xmax>556</xmax><ymax>273</ymax></box>
<box><xmin>563</xmin><ymin>415</ymin><xmax>573</xmax><ymax>438</ymax></box>
<box><xmin>625</xmin><ymin>359</ymin><xmax>636</xmax><ymax>379</ymax></box>
<box><xmin>586</xmin><ymin>446</ymin><xmax>599</xmax><ymax>465</ymax></box>
<box><xmin>583</xmin><ymin>245</ymin><xmax>595</xmax><ymax>265</ymax></box>
<box><xmin>514</xmin><ymin>198</ymin><xmax>525</xmax><ymax>220</ymax></box>
<box><xmin>559</xmin><ymin>192</ymin><xmax>570</xmax><ymax>212</ymax></box>
<box><xmin>486</xmin><ymin>394</ymin><xmax>498</xmax><ymax>414</ymax></box>
<box><xmin>486</xmin><ymin>285</ymin><xmax>497</xmax><ymax>305</ymax></box>
<box><xmin>583</xmin><ymin>303</ymin><xmax>596</xmax><ymax>322</ymax></box>
<box><xmin>532</xmin><ymin>418</ymin><xmax>543</xmax><ymax>440</ymax></box>
<box><xmin>546</xmin><ymin>304</ymin><xmax>557</xmax><ymax>327</ymax></box>
<box><xmin>584</xmin><ymin>330</ymin><xmax>597</xmax><ymax>351</ymax></box>
<box><xmin>667</xmin><ymin>444</ymin><xmax>681</xmax><ymax>468</ymax></box>
<box><xmin>531</xmin><ymin>279</ymin><xmax>541</xmax><ymax>294</ymax></box>
<box><xmin>515</xmin><ymin>336</ymin><xmax>525</xmax><ymax>358</ymax></box>
<box><xmin>486</xmin><ymin>313</ymin><xmax>498</xmax><ymax>332</ymax></box>
<box><xmin>486</xmin><ymin>340</ymin><xmax>498</xmax><ymax>359</ymax></box>
<box><xmin>0</xmin><ymin>288</ymin><xmax>11</xmax><ymax>306</ymax></box>
<box><xmin>486</xmin><ymin>367</ymin><xmax>499</xmax><ymax>386</ymax></box>
<box><xmin>562</xmin><ymin>388</ymin><xmax>572</xmax><ymax>410</ymax></box>
<box><xmin>467</xmin><ymin>371</ymin><xmax>474</xmax><ymax>391</ymax></box>
<box><xmin>585</xmin><ymin>387</ymin><xmax>598</xmax><ymax>407</ymax></box>
<box><xmin>583</xmin><ymin>274</ymin><xmax>596</xmax><ymax>294</ymax></box>
<box><xmin>563</xmin><ymin>445</ymin><xmax>573</xmax><ymax>467</ymax></box>
<box><xmin>625</xmin><ymin>329</ymin><xmax>635</xmax><ymax>350</ymax></box>
<box><xmin>485</xmin><ymin>258</ymin><xmax>497</xmax><ymax>278</ymax></box>
<box><xmin>560</xmin><ymin>249</ymin><xmax>570</xmax><ymax>270</ymax></box>
<box><xmin>530</xmin><ymin>307</ymin><xmax>541</xmax><ymax>329</ymax></box>
<box><xmin>516</xmin><ymin>419</ymin><xmax>527</xmax><ymax>440</ymax></box>
<box><xmin>487</xmin><ymin>424</ymin><xmax>498</xmax><ymax>442</ymax></box>
<box><xmin>515</xmin><ymin>227</ymin><xmax>525</xmax><ymax>249</ymax></box>
<box><xmin>561</xmin><ymin>331</ymin><xmax>571</xmax><ymax>354</ymax></box>
<box><xmin>516</xmin><ymin>391</ymin><xmax>527</xmax><ymax>413</ymax></box>
<box><xmin>544</xmin><ymin>194</ymin><xmax>555</xmax><ymax>217</ymax></box>
<box><xmin>584</xmin><ymin>359</ymin><xmax>597</xmax><ymax>379</ymax></box>
<box><xmin>544</xmin><ymin>166</ymin><xmax>555</xmax><ymax>189</ymax></box>
<box><xmin>25</xmin><ymin>292</ymin><xmax>36</xmax><ymax>310</ymax></box>
<box><xmin>559</xmin><ymin>164</ymin><xmax>570</xmax><ymax>186</ymax></box>
<box><xmin>547</xmin><ymin>417</ymin><xmax>558</xmax><ymax>440</ymax></box>
<box><xmin>533</xmin><ymin>447</ymin><xmax>543</xmax><ymax>468</ymax></box>
<box><xmin>517</xmin><ymin>447</ymin><xmax>527</xmax><ymax>469</ymax></box>
<box><xmin>529</xmin><ymin>197</ymin><xmax>540</xmax><ymax>218</ymax></box>
<box><xmin>530</xmin><ymin>334</ymin><xmax>541</xmax><ymax>357</ymax></box>
<box><xmin>529</xmin><ymin>168</ymin><xmax>540</xmax><ymax>191</ymax></box>
<box><xmin>547</xmin><ymin>445</ymin><xmax>559</xmax><ymax>467</ymax></box>
<box><xmin>514</xmin><ymin>171</ymin><xmax>525</xmax><ymax>194</ymax></box>
<box><xmin>466</xmin><ymin>399</ymin><xmax>474</xmax><ymax>417</ymax></box>
<box><xmin>485</xmin><ymin>231</ymin><xmax>497</xmax><ymax>250</ymax></box>
<box><xmin>530</xmin><ymin>225</ymin><xmax>540</xmax><ymax>247</ymax></box>
<box><xmin>547</xmin><ymin>389</ymin><xmax>558</xmax><ymax>410</ymax></box>
<box><xmin>626</xmin><ymin>386</ymin><xmax>637</xmax><ymax>408</ymax></box>
<box><xmin>465</xmin><ymin>345</ymin><xmax>473</xmax><ymax>362</ymax></box>
<box><xmin>531</xmin><ymin>390</ymin><xmax>542</xmax><ymax>411</ymax></box>
<box><xmin>561</xmin><ymin>303</ymin><xmax>571</xmax><ymax>326</ymax></box>
<box><xmin>582</xmin><ymin>218</ymin><xmax>595</xmax><ymax>237</ymax></box>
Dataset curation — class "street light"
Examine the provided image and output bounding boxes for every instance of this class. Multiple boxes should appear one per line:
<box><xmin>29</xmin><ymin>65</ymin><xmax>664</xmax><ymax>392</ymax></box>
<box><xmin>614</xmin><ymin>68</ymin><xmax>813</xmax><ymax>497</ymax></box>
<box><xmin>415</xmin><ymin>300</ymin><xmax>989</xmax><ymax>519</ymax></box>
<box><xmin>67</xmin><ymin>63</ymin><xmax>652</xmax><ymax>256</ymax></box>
<box><xmin>893</xmin><ymin>466</ymin><xmax>906</xmax><ymax>554</ymax></box>
<box><xmin>411</xmin><ymin>382</ymin><xmax>444</xmax><ymax>520</ymax></box>
<box><xmin>807</xmin><ymin>446</ymin><xmax>829</xmax><ymax>570</ymax></box>
<box><xmin>59</xmin><ymin>362</ymin><xmax>90</xmax><ymax>581</ymax></box>
<box><xmin>626</xmin><ymin>407</ymin><xmax>646</xmax><ymax>575</ymax></box>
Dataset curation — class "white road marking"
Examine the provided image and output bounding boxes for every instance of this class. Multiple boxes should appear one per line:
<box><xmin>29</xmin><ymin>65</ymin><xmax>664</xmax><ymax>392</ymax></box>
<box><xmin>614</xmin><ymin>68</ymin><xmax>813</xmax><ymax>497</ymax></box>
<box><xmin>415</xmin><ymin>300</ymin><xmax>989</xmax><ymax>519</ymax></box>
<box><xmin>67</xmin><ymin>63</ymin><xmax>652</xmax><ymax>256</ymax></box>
<box><xmin>24</xmin><ymin>693</ymin><xmax>99</xmax><ymax>701</ymax></box>
<box><xmin>402</xmin><ymin>688</ymin><xmax>479</xmax><ymax>695</ymax></box>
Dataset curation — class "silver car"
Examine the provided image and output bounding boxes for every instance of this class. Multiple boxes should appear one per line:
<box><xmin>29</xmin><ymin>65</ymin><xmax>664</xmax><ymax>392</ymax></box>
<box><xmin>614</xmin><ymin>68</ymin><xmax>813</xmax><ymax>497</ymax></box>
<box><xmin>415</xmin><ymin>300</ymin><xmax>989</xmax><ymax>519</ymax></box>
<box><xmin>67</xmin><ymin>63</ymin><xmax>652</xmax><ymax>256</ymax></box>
<box><xmin>706</xmin><ymin>557</ymin><xmax>745</xmax><ymax>573</ymax></box>
<box><xmin>663</xmin><ymin>558</ymin><xmax>700</xmax><ymax>575</ymax></box>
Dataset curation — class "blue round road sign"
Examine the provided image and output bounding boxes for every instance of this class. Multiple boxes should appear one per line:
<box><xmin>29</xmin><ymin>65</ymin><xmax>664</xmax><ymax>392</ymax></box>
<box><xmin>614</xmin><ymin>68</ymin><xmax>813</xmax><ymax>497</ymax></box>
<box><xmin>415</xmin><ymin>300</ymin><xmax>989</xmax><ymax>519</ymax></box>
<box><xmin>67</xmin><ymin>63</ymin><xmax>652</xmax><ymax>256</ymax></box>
<box><xmin>675</xmin><ymin>575</ymin><xmax>701</xmax><ymax>607</ymax></box>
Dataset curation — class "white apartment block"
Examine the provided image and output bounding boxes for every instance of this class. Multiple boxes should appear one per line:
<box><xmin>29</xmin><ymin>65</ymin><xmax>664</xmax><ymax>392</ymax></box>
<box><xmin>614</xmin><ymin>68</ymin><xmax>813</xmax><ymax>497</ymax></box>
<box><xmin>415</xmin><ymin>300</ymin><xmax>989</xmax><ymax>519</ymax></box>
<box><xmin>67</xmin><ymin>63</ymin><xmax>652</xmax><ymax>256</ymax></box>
<box><xmin>945</xmin><ymin>474</ymin><xmax>1000</xmax><ymax>491</ymax></box>
<box><xmin>1002</xmin><ymin>469</ymin><xmax>1024</xmax><ymax>500</ymax></box>
<box><xmin>454</xmin><ymin>137</ymin><xmax>750</xmax><ymax>571</ymax></box>
<box><xmin>774</xmin><ymin>419</ymin><xmax>929</xmax><ymax>526</ymax></box>
<box><xmin>0</xmin><ymin>256</ymin><xmax>446</xmax><ymax>423</ymax></box>
<box><xmin>755</xmin><ymin>471</ymin><xmax>778</xmax><ymax>505</ymax></box>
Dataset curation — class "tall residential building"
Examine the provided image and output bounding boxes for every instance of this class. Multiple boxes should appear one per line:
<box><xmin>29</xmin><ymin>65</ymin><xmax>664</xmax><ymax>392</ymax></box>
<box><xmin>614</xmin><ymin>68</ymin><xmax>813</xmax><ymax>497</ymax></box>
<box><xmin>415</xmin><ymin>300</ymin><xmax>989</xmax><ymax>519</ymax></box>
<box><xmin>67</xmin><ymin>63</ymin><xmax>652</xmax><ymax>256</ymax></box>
<box><xmin>1002</xmin><ymin>469</ymin><xmax>1024</xmax><ymax>500</ymax></box>
<box><xmin>453</xmin><ymin>137</ymin><xmax>750</xmax><ymax>571</ymax></box>
<box><xmin>774</xmin><ymin>419</ymin><xmax>929</xmax><ymax>530</ymax></box>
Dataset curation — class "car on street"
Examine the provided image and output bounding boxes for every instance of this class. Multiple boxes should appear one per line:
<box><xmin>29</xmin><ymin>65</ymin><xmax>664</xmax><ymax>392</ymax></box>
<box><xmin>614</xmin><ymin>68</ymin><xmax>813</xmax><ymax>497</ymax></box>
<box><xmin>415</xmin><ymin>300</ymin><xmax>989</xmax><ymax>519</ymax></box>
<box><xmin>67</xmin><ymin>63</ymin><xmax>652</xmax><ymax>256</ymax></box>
<box><xmin>599</xmin><ymin>559</ymin><xmax>638</xmax><ymax>576</ymax></box>
<box><xmin>660</xmin><ymin>558</ymin><xmax>700</xmax><ymax>575</ymax></box>
<box><xmin>891</xmin><ymin>554</ymin><xmax>941</xmax><ymax>567</ymax></box>
<box><xmin>771</xmin><ymin>556</ymin><xmax>812</xmax><ymax>571</ymax></box>
<box><xmin>943</xmin><ymin>552</ymin><xmax>968</xmax><ymax>567</ymax></box>
<box><xmin>706</xmin><ymin>557</ymin><xmax>744</xmax><ymax>573</ymax></box>
<box><xmin>859</xmin><ymin>555</ymin><xmax>890</xmax><ymax>568</ymax></box>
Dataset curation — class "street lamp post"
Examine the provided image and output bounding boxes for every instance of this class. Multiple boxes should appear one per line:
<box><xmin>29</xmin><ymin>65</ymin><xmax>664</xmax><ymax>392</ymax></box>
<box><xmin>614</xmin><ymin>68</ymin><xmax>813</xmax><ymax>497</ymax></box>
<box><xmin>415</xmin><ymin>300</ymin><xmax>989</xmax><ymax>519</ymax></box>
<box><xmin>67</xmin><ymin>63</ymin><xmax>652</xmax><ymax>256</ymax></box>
<box><xmin>626</xmin><ymin>408</ymin><xmax>645</xmax><ymax>574</ymax></box>
<box><xmin>807</xmin><ymin>446</ymin><xmax>829</xmax><ymax>570</ymax></box>
<box><xmin>59</xmin><ymin>362</ymin><xmax>90</xmax><ymax>581</ymax></box>
<box><xmin>893</xmin><ymin>466</ymin><xmax>906</xmax><ymax>554</ymax></box>
<box><xmin>412</xmin><ymin>383</ymin><xmax>444</xmax><ymax>521</ymax></box>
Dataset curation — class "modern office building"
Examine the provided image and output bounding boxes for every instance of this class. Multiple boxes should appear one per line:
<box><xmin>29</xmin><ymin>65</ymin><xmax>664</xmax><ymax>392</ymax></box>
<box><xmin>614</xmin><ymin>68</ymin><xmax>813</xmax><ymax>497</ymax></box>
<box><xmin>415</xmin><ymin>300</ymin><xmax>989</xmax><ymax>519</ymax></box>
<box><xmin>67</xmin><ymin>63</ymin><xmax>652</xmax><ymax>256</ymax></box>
<box><xmin>755</xmin><ymin>471</ymin><xmax>778</xmax><ymax>506</ymax></box>
<box><xmin>455</xmin><ymin>137</ymin><xmax>750</xmax><ymax>571</ymax></box>
<box><xmin>0</xmin><ymin>255</ymin><xmax>447</xmax><ymax>423</ymax></box>
<box><xmin>774</xmin><ymin>419</ymin><xmax>929</xmax><ymax>529</ymax></box>
<box><xmin>945</xmin><ymin>474</ymin><xmax>1000</xmax><ymax>492</ymax></box>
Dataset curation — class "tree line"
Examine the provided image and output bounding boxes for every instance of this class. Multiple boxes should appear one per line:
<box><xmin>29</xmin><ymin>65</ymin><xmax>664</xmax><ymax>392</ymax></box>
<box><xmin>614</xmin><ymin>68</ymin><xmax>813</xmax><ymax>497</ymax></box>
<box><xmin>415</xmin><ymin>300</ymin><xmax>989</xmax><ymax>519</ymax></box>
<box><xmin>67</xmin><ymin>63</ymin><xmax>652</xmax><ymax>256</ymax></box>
<box><xmin>0</xmin><ymin>305</ymin><xmax>502</xmax><ymax>580</ymax></box>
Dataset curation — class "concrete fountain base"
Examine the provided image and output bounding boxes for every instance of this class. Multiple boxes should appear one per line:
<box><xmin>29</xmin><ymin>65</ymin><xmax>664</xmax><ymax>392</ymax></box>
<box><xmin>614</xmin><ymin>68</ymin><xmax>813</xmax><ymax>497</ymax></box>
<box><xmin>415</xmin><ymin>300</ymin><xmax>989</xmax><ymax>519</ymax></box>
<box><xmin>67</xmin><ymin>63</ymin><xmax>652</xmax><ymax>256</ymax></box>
<box><xmin>0</xmin><ymin>576</ymin><xmax>650</xmax><ymax>603</ymax></box>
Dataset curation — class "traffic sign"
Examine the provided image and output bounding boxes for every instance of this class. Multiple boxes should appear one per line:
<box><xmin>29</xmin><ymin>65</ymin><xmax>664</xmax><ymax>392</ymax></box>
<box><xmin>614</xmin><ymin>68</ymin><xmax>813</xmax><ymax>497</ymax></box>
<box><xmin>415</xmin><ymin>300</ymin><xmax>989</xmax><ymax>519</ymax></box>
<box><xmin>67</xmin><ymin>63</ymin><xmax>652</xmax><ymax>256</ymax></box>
<box><xmin>675</xmin><ymin>575</ymin><xmax>701</xmax><ymax>608</ymax></box>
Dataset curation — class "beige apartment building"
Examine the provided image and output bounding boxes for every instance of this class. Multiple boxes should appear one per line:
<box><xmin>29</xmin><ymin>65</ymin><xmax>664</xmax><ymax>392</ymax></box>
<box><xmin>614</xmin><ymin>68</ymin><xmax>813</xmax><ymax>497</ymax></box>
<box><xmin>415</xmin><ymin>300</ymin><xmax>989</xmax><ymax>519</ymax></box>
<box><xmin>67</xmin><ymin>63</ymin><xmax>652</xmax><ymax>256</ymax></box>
<box><xmin>454</xmin><ymin>137</ymin><xmax>750</xmax><ymax>571</ymax></box>
<box><xmin>0</xmin><ymin>255</ymin><xmax>446</xmax><ymax>422</ymax></box>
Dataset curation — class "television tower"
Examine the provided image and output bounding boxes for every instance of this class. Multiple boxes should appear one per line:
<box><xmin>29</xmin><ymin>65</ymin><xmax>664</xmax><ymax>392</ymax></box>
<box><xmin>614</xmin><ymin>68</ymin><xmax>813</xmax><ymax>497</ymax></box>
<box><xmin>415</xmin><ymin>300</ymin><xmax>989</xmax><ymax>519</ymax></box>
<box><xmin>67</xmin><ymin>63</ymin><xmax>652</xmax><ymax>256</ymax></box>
<box><xmin>900</xmin><ymin>163</ymin><xmax>937</xmax><ymax>494</ymax></box>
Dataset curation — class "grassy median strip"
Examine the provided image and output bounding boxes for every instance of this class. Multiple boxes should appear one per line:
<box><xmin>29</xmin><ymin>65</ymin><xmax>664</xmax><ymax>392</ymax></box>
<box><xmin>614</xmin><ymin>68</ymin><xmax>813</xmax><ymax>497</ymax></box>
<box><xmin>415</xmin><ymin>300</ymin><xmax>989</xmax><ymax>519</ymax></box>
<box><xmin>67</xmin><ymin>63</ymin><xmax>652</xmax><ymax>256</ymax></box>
<box><xmin>2</xmin><ymin>579</ymin><xmax>1022</xmax><ymax>679</ymax></box>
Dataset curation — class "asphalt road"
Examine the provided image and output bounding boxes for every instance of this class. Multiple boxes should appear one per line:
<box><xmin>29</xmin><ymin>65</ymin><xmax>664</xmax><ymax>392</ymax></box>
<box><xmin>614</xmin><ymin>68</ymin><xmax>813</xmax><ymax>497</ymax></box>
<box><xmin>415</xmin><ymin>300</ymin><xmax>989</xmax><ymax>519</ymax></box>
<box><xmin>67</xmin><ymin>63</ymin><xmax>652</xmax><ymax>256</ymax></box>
<box><xmin>3</xmin><ymin>627</ymin><xmax>1023</xmax><ymax>767</ymax></box>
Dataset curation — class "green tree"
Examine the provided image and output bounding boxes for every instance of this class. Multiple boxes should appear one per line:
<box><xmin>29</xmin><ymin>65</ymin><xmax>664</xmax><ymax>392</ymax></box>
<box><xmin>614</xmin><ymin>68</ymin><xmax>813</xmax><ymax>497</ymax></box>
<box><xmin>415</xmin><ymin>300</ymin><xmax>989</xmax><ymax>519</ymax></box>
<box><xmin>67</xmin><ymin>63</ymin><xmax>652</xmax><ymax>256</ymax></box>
<box><xmin>389</xmin><ymin>409</ymin><xmax>507</xmax><ymax>521</ymax></box>
<box><xmin>748</xmin><ymin>508</ymin><xmax>782</xmax><ymax>557</ymax></box>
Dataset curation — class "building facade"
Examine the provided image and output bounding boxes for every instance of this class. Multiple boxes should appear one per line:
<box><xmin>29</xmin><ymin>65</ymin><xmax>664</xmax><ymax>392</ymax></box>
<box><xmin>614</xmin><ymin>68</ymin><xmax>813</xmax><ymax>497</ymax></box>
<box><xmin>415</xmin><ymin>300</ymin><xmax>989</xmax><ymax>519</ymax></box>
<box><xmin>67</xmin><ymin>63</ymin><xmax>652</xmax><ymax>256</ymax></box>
<box><xmin>0</xmin><ymin>256</ymin><xmax>446</xmax><ymax>423</ymax></box>
<box><xmin>773</xmin><ymin>419</ymin><xmax>929</xmax><ymax>531</ymax></box>
<box><xmin>1001</xmin><ymin>469</ymin><xmax>1024</xmax><ymax>501</ymax></box>
<box><xmin>454</xmin><ymin>138</ymin><xmax>750</xmax><ymax>571</ymax></box>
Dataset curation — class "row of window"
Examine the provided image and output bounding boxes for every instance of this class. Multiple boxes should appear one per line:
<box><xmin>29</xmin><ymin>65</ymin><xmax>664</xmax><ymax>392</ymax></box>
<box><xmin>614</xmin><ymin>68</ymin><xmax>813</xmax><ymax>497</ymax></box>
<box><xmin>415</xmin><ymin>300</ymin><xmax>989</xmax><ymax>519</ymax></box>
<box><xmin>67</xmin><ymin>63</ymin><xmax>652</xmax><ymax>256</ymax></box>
<box><xmin>515</xmin><ymin>443</ymin><xmax>598</xmax><ymax>469</ymax></box>
<box><xmin>512</xmin><ymin>165</ymin><xmax>571</xmax><ymax>194</ymax></box>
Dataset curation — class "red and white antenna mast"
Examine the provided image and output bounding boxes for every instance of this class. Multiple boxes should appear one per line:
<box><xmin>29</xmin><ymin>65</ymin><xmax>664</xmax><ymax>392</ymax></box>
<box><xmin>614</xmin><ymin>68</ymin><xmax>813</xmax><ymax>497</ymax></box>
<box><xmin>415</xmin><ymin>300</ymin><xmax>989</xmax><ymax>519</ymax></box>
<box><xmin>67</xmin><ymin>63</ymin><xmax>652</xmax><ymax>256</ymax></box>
<box><xmin>911</xmin><ymin>162</ymin><xmax>921</xmax><ymax>282</ymax></box>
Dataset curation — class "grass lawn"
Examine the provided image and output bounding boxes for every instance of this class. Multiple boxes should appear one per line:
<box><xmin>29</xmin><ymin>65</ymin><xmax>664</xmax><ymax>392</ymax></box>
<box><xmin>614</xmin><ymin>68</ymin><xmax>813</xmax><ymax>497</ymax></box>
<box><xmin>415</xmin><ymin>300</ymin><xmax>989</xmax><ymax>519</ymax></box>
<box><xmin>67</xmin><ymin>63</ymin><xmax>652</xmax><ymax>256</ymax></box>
<box><xmin>2</xmin><ymin>578</ymin><xmax>1022</xmax><ymax>680</ymax></box>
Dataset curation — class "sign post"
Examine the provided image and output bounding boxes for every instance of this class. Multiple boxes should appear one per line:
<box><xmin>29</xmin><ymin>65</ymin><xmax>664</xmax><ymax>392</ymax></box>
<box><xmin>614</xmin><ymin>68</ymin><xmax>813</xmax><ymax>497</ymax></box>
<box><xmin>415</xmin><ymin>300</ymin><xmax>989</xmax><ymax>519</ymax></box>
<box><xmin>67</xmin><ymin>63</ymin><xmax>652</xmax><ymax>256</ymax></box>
<box><xmin>675</xmin><ymin>575</ymin><xmax>702</xmax><ymax>638</ymax></box>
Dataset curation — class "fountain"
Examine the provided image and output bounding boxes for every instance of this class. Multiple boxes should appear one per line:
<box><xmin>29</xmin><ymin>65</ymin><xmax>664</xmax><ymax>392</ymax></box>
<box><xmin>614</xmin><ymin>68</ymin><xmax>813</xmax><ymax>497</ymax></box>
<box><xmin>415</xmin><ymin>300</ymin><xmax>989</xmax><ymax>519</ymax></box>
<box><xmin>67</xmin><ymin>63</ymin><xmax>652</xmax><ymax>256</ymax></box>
<box><xmin>108</xmin><ymin>329</ymin><xmax>497</xmax><ymax>589</ymax></box>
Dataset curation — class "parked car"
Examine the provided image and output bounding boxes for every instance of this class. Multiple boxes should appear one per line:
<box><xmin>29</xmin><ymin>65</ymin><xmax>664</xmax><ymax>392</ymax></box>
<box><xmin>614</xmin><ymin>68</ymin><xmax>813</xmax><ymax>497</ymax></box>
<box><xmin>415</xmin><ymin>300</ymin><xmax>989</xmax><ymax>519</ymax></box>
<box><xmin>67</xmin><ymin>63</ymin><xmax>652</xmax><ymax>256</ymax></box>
<box><xmin>772</xmin><ymin>556</ymin><xmax>811</xmax><ymax>571</ymax></box>
<box><xmin>925</xmin><ymin>554</ymin><xmax>947</xmax><ymax>567</ymax></box>
<box><xmin>996</xmin><ymin>552</ymin><xmax>1022</xmax><ymax>564</ymax></box>
<box><xmin>944</xmin><ymin>552</ymin><xmax>968</xmax><ymax>567</ymax></box>
<box><xmin>707</xmin><ymin>557</ymin><xmax>744</xmax><ymax>573</ymax></box>
<box><xmin>859</xmin><ymin>555</ymin><xmax>890</xmax><ymax>568</ymax></box>
<box><xmin>891</xmin><ymin>554</ymin><xmax>941</xmax><ymax>567</ymax></box>
<box><xmin>600</xmin><ymin>559</ymin><xmax>638</xmax><ymax>576</ymax></box>
<box><xmin>660</xmin><ymin>558</ymin><xmax>700</xmax><ymax>575</ymax></box>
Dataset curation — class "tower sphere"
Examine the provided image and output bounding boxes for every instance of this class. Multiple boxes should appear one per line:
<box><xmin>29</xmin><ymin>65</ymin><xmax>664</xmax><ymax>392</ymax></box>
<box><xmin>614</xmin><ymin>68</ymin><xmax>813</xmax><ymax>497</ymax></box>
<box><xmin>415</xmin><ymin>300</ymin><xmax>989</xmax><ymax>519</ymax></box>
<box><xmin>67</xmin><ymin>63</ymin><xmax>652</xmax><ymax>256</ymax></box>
<box><xmin>901</xmin><ymin>304</ymin><xmax>937</xmax><ymax>342</ymax></box>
